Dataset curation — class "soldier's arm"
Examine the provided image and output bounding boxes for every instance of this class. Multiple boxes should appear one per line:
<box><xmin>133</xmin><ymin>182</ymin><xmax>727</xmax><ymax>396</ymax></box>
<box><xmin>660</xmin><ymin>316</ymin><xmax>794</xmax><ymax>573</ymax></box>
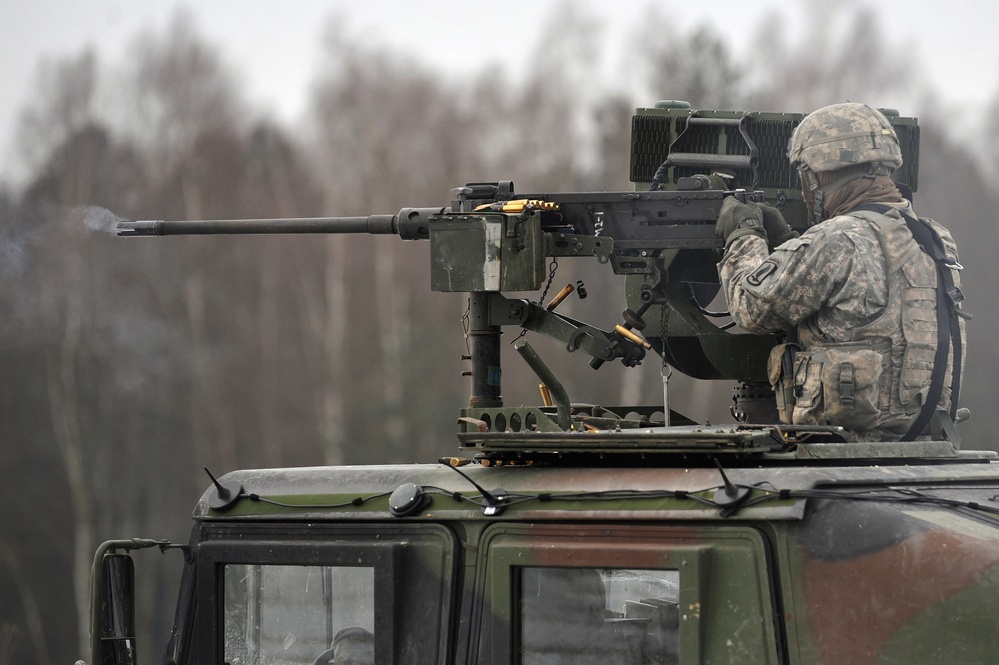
<box><xmin>718</xmin><ymin>231</ymin><xmax>852</xmax><ymax>333</ymax></box>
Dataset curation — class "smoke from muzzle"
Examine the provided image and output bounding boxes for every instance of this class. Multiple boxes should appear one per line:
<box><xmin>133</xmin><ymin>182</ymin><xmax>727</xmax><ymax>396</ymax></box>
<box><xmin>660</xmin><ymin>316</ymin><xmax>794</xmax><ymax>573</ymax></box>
<box><xmin>72</xmin><ymin>205</ymin><xmax>126</xmax><ymax>234</ymax></box>
<box><xmin>0</xmin><ymin>204</ymin><xmax>126</xmax><ymax>276</ymax></box>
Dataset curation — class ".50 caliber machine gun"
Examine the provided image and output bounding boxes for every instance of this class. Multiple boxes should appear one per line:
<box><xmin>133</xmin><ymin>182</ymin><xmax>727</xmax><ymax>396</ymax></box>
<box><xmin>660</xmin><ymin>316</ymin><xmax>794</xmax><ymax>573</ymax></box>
<box><xmin>118</xmin><ymin>103</ymin><xmax>921</xmax><ymax>451</ymax></box>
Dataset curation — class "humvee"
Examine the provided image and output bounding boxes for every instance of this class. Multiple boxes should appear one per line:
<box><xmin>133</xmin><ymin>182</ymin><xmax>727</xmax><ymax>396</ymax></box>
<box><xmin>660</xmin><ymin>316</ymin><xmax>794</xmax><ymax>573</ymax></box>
<box><xmin>91</xmin><ymin>103</ymin><xmax>999</xmax><ymax>665</ymax></box>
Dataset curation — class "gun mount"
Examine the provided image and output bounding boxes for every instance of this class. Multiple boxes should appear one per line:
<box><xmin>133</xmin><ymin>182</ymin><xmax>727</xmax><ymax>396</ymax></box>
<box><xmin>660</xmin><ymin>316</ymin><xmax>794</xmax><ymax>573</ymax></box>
<box><xmin>117</xmin><ymin>103</ymin><xmax>922</xmax><ymax>458</ymax></box>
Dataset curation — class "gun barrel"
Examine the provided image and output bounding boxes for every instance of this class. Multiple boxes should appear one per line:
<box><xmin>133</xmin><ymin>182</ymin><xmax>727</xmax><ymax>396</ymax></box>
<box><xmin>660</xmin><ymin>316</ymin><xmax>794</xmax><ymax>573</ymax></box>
<box><xmin>116</xmin><ymin>207</ymin><xmax>446</xmax><ymax>239</ymax></box>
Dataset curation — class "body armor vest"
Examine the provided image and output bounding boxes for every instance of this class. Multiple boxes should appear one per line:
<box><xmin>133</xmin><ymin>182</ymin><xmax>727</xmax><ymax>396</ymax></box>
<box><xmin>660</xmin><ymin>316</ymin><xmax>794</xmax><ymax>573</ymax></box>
<box><xmin>788</xmin><ymin>208</ymin><xmax>960</xmax><ymax>439</ymax></box>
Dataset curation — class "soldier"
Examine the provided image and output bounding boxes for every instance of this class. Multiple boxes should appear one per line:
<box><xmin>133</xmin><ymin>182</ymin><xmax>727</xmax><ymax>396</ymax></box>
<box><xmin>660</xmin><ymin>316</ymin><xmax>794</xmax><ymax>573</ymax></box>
<box><xmin>715</xmin><ymin>102</ymin><xmax>966</xmax><ymax>441</ymax></box>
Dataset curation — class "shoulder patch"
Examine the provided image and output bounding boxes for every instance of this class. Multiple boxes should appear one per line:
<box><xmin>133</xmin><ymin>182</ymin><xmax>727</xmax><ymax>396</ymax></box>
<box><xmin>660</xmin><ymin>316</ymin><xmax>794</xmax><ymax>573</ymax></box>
<box><xmin>747</xmin><ymin>257</ymin><xmax>781</xmax><ymax>286</ymax></box>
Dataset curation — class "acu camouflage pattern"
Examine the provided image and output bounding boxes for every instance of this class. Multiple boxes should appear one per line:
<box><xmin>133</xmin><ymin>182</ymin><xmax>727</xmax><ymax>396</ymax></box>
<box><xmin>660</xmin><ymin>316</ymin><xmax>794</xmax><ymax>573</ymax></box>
<box><xmin>788</xmin><ymin>102</ymin><xmax>903</xmax><ymax>174</ymax></box>
<box><xmin>720</xmin><ymin>201</ymin><xmax>964</xmax><ymax>439</ymax></box>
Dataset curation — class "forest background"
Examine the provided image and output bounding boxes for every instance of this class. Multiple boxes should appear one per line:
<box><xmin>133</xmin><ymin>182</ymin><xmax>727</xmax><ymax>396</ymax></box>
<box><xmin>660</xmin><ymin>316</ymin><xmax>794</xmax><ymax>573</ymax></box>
<box><xmin>2</xmin><ymin>3</ymin><xmax>999</xmax><ymax>664</ymax></box>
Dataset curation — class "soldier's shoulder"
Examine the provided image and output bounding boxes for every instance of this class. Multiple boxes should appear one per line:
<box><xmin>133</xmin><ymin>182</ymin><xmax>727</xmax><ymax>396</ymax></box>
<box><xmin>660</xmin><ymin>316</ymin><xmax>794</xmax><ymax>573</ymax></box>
<box><xmin>802</xmin><ymin>214</ymin><xmax>876</xmax><ymax>244</ymax></box>
<box><xmin>823</xmin><ymin>211</ymin><xmax>880</xmax><ymax>232</ymax></box>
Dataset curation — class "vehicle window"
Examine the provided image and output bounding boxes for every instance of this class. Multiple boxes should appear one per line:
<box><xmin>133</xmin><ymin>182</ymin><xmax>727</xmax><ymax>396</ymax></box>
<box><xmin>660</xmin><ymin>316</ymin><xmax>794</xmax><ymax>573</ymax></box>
<box><xmin>520</xmin><ymin>567</ymin><xmax>679</xmax><ymax>665</ymax></box>
<box><xmin>223</xmin><ymin>564</ymin><xmax>374</xmax><ymax>665</ymax></box>
<box><xmin>477</xmin><ymin>523</ymin><xmax>781</xmax><ymax>665</ymax></box>
<box><xmin>197</xmin><ymin>523</ymin><xmax>455</xmax><ymax>665</ymax></box>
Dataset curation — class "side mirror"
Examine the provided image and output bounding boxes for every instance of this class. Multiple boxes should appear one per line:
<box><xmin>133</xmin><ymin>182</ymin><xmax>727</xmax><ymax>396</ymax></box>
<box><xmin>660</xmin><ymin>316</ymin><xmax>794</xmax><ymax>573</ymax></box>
<box><xmin>100</xmin><ymin>553</ymin><xmax>137</xmax><ymax>665</ymax></box>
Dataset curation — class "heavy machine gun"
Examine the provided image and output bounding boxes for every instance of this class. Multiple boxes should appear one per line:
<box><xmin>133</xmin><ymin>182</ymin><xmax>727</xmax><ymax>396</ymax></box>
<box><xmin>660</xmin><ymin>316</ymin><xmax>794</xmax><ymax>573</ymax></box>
<box><xmin>117</xmin><ymin>103</ymin><xmax>921</xmax><ymax>447</ymax></box>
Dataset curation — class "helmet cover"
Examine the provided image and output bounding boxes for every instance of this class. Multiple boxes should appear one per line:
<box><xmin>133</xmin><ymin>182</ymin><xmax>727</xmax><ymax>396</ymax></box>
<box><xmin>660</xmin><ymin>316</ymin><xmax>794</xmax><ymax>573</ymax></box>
<box><xmin>789</xmin><ymin>102</ymin><xmax>903</xmax><ymax>174</ymax></box>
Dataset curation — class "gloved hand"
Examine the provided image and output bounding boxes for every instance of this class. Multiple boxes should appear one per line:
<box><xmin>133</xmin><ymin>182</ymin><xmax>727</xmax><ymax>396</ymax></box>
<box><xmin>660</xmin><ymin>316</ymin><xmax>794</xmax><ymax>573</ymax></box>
<box><xmin>715</xmin><ymin>197</ymin><xmax>767</xmax><ymax>248</ymax></box>
<box><xmin>757</xmin><ymin>203</ymin><xmax>798</xmax><ymax>247</ymax></box>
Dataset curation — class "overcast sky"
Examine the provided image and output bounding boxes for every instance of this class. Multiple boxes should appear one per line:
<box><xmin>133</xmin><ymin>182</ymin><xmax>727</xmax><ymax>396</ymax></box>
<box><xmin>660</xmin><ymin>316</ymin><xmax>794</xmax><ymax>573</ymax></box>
<box><xmin>3</xmin><ymin>0</ymin><xmax>998</xmax><ymax>183</ymax></box>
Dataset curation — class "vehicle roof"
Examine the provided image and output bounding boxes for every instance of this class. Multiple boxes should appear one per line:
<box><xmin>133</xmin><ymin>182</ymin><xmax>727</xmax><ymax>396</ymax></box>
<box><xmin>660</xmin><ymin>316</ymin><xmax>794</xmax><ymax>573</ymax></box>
<box><xmin>197</xmin><ymin>447</ymin><xmax>999</xmax><ymax>523</ymax></box>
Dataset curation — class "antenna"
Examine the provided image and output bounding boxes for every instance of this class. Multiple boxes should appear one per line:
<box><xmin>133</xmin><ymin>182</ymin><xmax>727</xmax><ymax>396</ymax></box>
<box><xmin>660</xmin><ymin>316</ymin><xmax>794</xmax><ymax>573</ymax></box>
<box><xmin>439</xmin><ymin>459</ymin><xmax>509</xmax><ymax>516</ymax></box>
<box><xmin>711</xmin><ymin>459</ymin><xmax>751</xmax><ymax>517</ymax></box>
<box><xmin>204</xmin><ymin>467</ymin><xmax>244</xmax><ymax>511</ymax></box>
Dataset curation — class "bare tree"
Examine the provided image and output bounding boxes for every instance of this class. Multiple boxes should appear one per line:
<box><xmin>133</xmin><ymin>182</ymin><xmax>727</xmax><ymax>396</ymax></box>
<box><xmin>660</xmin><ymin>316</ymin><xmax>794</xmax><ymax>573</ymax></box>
<box><xmin>13</xmin><ymin>49</ymin><xmax>105</xmax><ymax>657</ymax></box>
<box><xmin>123</xmin><ymin>10</ymin><xmax>246</xmax><ymax>179</ymax></box>
<box><xmin>0</xmin><ymin>544</ymin><xmax>49</xmax><ymax>665</ymax></box>
<box><xmin>17</xmin><ymin>49</ymin><xmax>98</xmax><ymax>178</ymax></box>
<box><xmin>307</xmin><ymin>18</ymin><xmax>493</xmax><ymax>462</ymax></box>
<box><xmin>631</xmin><ymin>16</ymin><xmax>742</xmax><ymax>110</ymax></box>
<box><xmin>124</xmin><ymin>9</ymin><xmax>252</xmax><ymax>471</ymax></box>
<box><xmin>744</xmin><ymin>5</ymin><xmax>907</xmax><ymax>112</ymax></box>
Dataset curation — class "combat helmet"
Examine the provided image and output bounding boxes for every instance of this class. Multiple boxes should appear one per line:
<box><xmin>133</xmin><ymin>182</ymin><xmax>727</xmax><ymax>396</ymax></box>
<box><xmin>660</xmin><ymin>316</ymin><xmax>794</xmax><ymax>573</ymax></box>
<box><xmin>788</xmin><ymin>102</ymin><xmax>903</xmax><ymax>222</ymax></box>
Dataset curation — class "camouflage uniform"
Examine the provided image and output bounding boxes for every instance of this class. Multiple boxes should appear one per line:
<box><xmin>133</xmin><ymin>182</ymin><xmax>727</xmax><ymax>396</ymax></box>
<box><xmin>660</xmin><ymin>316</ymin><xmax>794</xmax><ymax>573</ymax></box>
<box><xmin>720</xmin><ymin>204</ymin><xmax>963</xmax><ymax>439</ymax></box>
<box><xmin>718</xmin><ymin>103</ymin><xmax>965</xmax><ymax>440</ymax></box>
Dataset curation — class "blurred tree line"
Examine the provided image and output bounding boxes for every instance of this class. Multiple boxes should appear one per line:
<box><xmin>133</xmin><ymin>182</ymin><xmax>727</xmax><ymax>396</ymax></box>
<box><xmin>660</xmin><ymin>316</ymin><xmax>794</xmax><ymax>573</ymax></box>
<box><xmin>1</xmin><ymin>4</ymin><xmax>998</xmax><ymax>664</ymax></box>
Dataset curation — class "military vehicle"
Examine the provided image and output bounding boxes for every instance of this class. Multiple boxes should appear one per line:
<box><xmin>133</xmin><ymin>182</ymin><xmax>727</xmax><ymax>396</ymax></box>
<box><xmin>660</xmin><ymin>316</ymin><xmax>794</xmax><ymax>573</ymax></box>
<box><xmin>88</xmin><ymin>103</ymin><xmax>999</xmax><ymax>665</ymax></box>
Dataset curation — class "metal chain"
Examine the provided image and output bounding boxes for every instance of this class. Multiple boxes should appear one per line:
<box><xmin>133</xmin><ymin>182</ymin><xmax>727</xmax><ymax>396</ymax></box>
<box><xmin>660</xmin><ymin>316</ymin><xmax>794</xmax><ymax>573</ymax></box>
<box><xmin>510</xmin><ymin>257</ymin><xmax>559</xmax><ymax>345</ymax></box>
<box><xmin>537</xmin><ymin>257</ymin><xmax>559</xmax><ymax>306</ymax></box>
<box><xmin>461</xmin><ymin>299</ymin><xmax>471</xmax><ymax>356</ymax></box>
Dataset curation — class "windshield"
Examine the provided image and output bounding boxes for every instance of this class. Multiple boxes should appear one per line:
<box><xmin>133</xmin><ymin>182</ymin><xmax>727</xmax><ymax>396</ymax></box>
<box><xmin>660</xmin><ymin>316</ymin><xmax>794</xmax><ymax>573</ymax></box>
<box><xmin>223</xmin><ymin>564</ymin><xmax>374</xmax><ymax>665</ymax></box>
<box><xmin>197</xmin><ymin>523</ymin><xmax>455</xmax><ymax>665</ymax></box>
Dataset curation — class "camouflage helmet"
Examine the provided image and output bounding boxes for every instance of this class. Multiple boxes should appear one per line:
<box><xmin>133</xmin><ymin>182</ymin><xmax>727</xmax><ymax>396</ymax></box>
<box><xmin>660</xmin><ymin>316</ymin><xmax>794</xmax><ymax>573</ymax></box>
<box><xmin>788</xmin><ymin>102</ymin><xmax>903</xmax><ymax>174</ymax></box>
